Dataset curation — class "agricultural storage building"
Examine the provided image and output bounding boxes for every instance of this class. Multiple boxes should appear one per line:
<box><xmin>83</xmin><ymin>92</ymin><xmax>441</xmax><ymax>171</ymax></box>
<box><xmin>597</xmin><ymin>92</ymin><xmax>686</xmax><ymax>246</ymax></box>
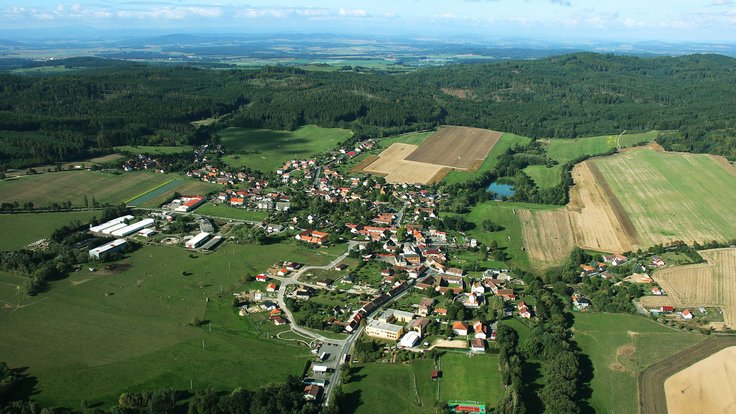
<box><xmin>111</xmin><ymin>219</ymin><xmax>155</xmax><ymax>237</ymax></box>
<box><xmin>89</xmin><ymin>215</ymin><xmax>135</xmax><ymax>234</ymax></box>
<box><xmin>89</xmin><ymin>239</ymin><xmax>128</xmax><ymax>259</ymax></box>
<box><xmin>185</xmin><ymin>232</ymin><xmax>211</xmax><ymax>249</ymax></box>
<box><xmin>101</xmin><ymin>223</ymin><xmax>127</xmax><ymax>235</ymax></box>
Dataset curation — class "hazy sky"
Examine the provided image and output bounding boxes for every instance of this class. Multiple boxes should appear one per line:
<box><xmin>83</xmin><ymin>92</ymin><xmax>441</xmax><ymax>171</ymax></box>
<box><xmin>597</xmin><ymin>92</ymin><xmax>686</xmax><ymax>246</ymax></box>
<box><xmin>1</xmin><ymin>0</ymin><xmax>735</xmax><ymax>42</ymax></box>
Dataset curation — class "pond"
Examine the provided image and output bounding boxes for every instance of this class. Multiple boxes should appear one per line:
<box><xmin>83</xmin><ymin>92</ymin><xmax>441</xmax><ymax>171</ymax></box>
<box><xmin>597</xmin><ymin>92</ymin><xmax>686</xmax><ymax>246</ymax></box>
<box><xmin>486</xmin><ymin>182</ymin><xmax>515</xmax><ymax>199</ymax></box>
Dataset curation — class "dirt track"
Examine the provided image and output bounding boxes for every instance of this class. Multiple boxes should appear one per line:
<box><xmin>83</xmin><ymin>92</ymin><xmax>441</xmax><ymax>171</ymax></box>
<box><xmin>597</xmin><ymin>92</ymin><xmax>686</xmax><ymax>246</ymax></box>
<box><xmin>405</xmin><ymin>126</ymin><xmax>501</xmax><ymax>170</ymax></box>
<box><xmin>639</xmin><ymin>336</ymin><xmax>736</xmax><ymax>414</ymax></box>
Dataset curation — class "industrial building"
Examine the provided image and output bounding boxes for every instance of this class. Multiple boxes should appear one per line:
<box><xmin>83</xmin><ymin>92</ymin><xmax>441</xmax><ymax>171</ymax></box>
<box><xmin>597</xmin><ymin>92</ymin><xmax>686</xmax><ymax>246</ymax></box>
<box><xmin>89</xmin><ymin>239</ymin><xmax>128</xmax><ymax>260</ymax></box>
<box><xmin>185</xmin><ymin>232</ymin><xmax>211</xmax><ymax>249</ymax></box>
<box><xmin>174</xmin><ymin>196</ymin><xmax>206</xmax><ymax>212</ymax></box>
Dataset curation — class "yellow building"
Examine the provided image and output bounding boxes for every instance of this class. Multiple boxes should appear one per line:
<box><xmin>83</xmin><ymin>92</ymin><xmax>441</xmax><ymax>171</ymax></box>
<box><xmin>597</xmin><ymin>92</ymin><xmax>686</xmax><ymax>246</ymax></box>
<box><xmin>366</xmin><ymin>320</ymin><xmax>404</xmax><ymax>341</ymax></box>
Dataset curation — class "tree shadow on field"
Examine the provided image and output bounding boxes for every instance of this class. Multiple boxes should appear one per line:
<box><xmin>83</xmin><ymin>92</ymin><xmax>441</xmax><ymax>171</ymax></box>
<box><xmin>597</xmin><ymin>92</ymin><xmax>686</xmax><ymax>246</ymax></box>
<box><xmin>8</xmin><ymin>367</ymin><xmax>39</xmax><ymax>401</ymax></box>
<box><xmin>521</xmin><ymin>361</ymin><xmax>543</xmax><ymax>413</ymax></box>
<box><xmin>337</xmin><ymin>389</ymin><xmax>363</xmax><ymax>414</ymax></box>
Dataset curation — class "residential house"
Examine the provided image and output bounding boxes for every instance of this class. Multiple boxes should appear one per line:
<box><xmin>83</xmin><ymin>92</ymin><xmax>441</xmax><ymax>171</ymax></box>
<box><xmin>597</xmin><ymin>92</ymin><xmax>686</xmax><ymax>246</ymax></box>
<box><xmin>518</xmin><ymin>301</ymin><xmax>531</xmax><ymax>319</ymax></box>
<box><xmin>473</xmin><ymin>321</ymin><xmax>488</xmax><ymax>340</ymax></box>
<box><xmin>682</xmin><ymin>309</ymin><xmax>693</xmax><ymax>320</ymax></box>
<box><xmin>267</xmin><ymin>283</ymin><xmax>278</xmax><ymax>293</ymax></box>
<box><xmin>452</xmin><ymin>321</ymin><xmax>469</xmax><ymax>336</ymax></box>
<box><xmin>256</xmin><ymin>274</ymin><xmax>269</xmax><ymax>282</ymax></box>
<box><xmin>571</xmin><ymin>294</ymin><xmax>590</xmax><ymax>309</ymax></box>
<box><xmin>496</xmin><ymin>289</ymin><xmax>517</xmax><ymax>301</ymax></box>
<box><xmin>417</xmin><ymin>298</ymin><xmax>434</xmax><ymax>316</ymax></box>
<box><xmin>304</xmin><ymin>385</ymin><xmax>322</xmax><ymax>401</ymax></box>
<box><xmin>409</xmin><ymin>318</ymin><xmax>430</xmax><ymax>337</ymax></box>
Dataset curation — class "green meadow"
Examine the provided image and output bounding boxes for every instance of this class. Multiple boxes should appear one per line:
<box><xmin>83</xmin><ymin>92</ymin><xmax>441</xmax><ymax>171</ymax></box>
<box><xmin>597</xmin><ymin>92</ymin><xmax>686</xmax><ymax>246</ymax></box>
<box><xmin>114</xmin><ymin>145</ymin><xmax>194</xmax><ymax>155</ymax></box>
<box><xmin>0</xmin><ymin>211</ymin><xmax>100</xmax><ymax>251</ymax></box>
<box><xmin>220</xmin><ymin>125</ymin><xmax>352</xmax><ymax>172</ymax></box>
<box><xmin>0</xmin><ymin>241</ymin><xmax>341</xmax><ymax>408</ymax></box>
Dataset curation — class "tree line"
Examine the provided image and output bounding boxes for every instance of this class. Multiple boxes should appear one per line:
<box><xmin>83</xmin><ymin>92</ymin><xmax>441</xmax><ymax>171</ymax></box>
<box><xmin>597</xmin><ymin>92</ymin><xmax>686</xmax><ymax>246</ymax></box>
<box><xmin>2</xmin><ymin>53</ymin><xmax>735</xmax><ymax>169</ymax></box>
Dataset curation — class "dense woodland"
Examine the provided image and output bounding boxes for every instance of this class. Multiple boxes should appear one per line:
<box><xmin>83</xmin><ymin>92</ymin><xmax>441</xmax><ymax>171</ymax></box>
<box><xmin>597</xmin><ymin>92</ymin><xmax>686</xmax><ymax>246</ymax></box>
<box><xmin>1</xmin><ymin>53</ymin><xmax>736</xmax><ymax>168</ymax></box>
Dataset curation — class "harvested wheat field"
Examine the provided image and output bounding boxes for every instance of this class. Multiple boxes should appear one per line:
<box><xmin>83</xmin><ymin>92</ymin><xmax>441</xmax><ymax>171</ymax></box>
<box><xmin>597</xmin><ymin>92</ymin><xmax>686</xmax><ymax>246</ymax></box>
<box><xmin>404</xmin><ymin>126</ymin><xmax>502</xmax><ymax>170</ymax></box>
<box><xmin>652</xmin><ymin>248</ymin><xmax>736</xmax><ymax>328</ymax></box>
<box><xmin>664</xmin><ymin>346</ymin><xmax>736</xmax><ymax>414</ymax></box>
<box><xmin>361</xmin><ymin>143</ymin><xmax>449</xmax><ymax>184</ymax></box>
<box><xmin>518</xmin><ymin>208</ymin><xmax>576</xmax><ymax>268</ymax></box>
<box><xmin>594</xmin><ymin>148</ymin><xmax>736</xmax><ymax>247</ymax></box>
<box><xmin>567</xmin><ymin>161</ymin><xmax>637</xmax><ymax>253</ymax></box>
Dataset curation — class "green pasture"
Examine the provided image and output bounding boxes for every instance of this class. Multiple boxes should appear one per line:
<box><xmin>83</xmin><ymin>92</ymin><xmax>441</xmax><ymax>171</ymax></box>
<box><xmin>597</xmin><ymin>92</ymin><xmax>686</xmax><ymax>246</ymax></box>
<box><xmin>523</xmin><ymin>165</ymin><xmax>562</xmax><ymax>188</ymax></box>
<box><xmin>194</xmin><ymin>203</ymin><xmax>269</xmax><ymax>221</ymax></box>
<box><xmin>219</xmin><ymin>125</ymin><xmax>352</xmax><ymax>172</ymax></box>
<box><xmin>0</xmin><ymin>211</ymin><xmax>100</xmax><ymax>251</ymax></box>
<box><xmin>545</xmin><ymin>131</ymin><xmax>657</xmax><ymax>164</ymax></box>
<box><xmin>573</xmin><ymin>312</ymin><xmax>705</xmax><ymax>414</ymax></box>
<box><xmin>0</xmin><ymin>242</ymin><xmax>341</xmax><ymax>407</ymax></box>
<box><xmin>342</xmin><ymin>363</ymin><xmax>434</xmax><ymax>414</ymax></box>
<box><xmin>444</xmin><ymin>133</ymin><xmax>532</xmax><ymax>184</ymax></box>
<box><xmin>114</xmin><ymin>145</ymin><xmax>194</xmax><ymax>155</ymax></box>
<box><xmin>463</xmin><ymin>201</ymin><xmax>558</xmax><ymax>269</ymax></box>
<box><xmin>0</xmin><ymin>171</ymin><xmax>188</xmax><ymax>208</ymax></box>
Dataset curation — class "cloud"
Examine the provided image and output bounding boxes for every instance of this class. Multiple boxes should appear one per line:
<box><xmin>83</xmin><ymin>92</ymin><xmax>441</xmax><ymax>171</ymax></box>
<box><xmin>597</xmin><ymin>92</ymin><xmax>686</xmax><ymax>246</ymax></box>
<box><xmin>338</xmin><ymin>8</ymin><xmax>369</xmax><ymax>17</ymax></box>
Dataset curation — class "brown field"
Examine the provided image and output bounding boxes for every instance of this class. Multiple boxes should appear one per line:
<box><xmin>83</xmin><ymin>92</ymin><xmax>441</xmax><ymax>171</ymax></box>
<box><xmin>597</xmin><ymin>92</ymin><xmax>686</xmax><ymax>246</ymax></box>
<box><xmin>638</xmin><ymin>296</ymin><xmax>674</xmax><ymax>308</ymax></box>
<box><xmin>665</xmin><ymin>346</ymin><xmax>736</xmax><ymax>414</ymax></box>
<box><xmin>518</xmin><ymin>208</ymin><xmax>576</xmax><ymax>267</ymax></box>
<box><xmin>567</xmin><ymin>162</ymin><xmax>637</xmax><ymax>253</ymax></box>
<box><xmin>652</xmin><ymin>248</ymin><xmax>736</xmax><ymax>328</ymax></box>
<box><xmin>639</xmin><ymin>337</ymin><xmax>736</xmax><ymax>414</ymax></box>
<box><xmin>360</xmin><ymin>143</ymin><xmax>449</xmax><ymax>184</ymax></box>
<box><xmin>404</xmin><ymin>126</ymin><xmax>502</xmax><ymax>170</ymax></box>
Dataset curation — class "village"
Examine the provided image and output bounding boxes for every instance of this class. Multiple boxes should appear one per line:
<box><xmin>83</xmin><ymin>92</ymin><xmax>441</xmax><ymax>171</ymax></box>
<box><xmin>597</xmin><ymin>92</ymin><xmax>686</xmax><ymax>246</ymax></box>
<box><xmin>63</xmin><ymin>135</ymin><xmax>721</xmax><ymax>408</ymax></box>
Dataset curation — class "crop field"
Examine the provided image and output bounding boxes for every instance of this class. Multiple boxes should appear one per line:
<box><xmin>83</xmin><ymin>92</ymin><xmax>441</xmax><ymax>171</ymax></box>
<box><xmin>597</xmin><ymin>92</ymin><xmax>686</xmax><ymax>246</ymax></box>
<box><xmin>652</xmin><ymin>248</ymin><xmax>736</xmax><ymax>328</ymax></box>
<box><xmin>0</xmin><ymin>211</ymin><xmax>100</xmax><ymax>251</ymax></box>
<box><xmin>404</xmin><ymin>126</ymin><xmax>502</xmax><ymax>169</ymax></box>
<box><xmin>567</xmin><ymin>161</ymin><xmax>637</xmax><ymax>253</ymax></box>
<box><xmin>359</xmin><ymin>126</ymin><xmax>503</xmax><ymax>185</ymax></box>
<box><xmin>444</xmin><ymin>133</ymin><xmax>532</xmax><ymax>184</ymax></box>
<box><xmin>0</xmin><ymin>171</ymin><xmax>186</xmax><ymax>208</ymax></box>
<box><xmin>665</xmin><ymin>346</ymin><xmax>736</xmax><ymax>414</ymax></box>
<box><xmin>219</xmin><ymin>125</ymin><xmax>352</xmax><ymax>172</ymax></box>
<box><xmin>517</xmin><ymin>208</ymin><xmax>575</xmax><ymax>268</ymax></box>
<box><xmin>125</xmin><ymin>178</ymin><xmax>185</xmax><ymax>207</ymax></box>
<box><xmin>360</xmin><ymin>143</ymin><xmax>449</xmax><ymax>184</ymax></box>
<box><xmin>136</xmin><ymin>180</ymin><xmax>218</xmax><ymax>208</ymax></box>
<box><xmin>0</xmin><ymin>242</ymin><xmax>339</xmax><ymax>407</ymax></box>
<box><xmin>573</xmin><ymin>313</ymin><xmax>705</xmax><ymax>414</ymax></box>
<box><xmin>639</xmin><ymin>336</ymin><xmax>736</xmax><ymax>414</ymax></box>
<box><xmin>593</xmin><ymin>148</ymin><xmax>736</xmax><ymax>247</ymax></box>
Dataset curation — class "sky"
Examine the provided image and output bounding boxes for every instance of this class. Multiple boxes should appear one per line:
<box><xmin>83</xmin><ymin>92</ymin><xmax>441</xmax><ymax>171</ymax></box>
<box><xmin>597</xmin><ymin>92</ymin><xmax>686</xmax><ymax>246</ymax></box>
<box><xmin>0</xmin><ymin>0</ymin><xmax>735</xmax><ymax>43</ymax></box>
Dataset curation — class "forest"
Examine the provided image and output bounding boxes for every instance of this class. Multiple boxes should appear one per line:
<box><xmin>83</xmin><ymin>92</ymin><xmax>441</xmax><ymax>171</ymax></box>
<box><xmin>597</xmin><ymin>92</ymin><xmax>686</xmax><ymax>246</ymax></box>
<box><xmin>1</xmin><ymin>53</ymin><xmax>736</xmax><ymax>169</ymax></box>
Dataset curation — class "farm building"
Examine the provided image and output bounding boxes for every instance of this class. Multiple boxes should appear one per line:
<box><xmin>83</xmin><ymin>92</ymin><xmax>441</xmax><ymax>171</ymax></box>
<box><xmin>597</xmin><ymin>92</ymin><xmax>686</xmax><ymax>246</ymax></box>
<box><xmin>365</xmin><ymin>319</ymin><xmax>404</xmax><ymax>341</ymax></box>
<box><xmin>185</xmin><ymin>232</ymin><xmax>211</xmax><ymax>249</ymax></box>
<box><xmin>111</xmin><ymin>219</ymin><xmax>155</xmax><ymax>237</ymax></box>
<box><xmin>89</xmin><ymin>239</ymin><xmax>128</xmax><ymax>260</ymax></box>
<box><xmin>101</xmin><ymin>223</ymin><xmax>127</xmax><ymax>235</ymax></box>
<box><xmin>174</xmin><ymin>195</ymin><xmax>206</xmax><ymax>212</ymax></box>
<box><xmin>89</xmin><ymin>215</ymin><xmax>135</xmax><ymax>234</ymax></box>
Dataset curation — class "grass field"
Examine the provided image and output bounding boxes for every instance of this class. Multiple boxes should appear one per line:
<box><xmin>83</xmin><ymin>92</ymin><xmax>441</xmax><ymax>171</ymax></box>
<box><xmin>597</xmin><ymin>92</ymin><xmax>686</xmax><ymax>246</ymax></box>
<box><xmin>545</xmin><ymin>131</ymin><xmax>658</xmax><ymax>164</ymax></box>
<box><xmin>195</xmin><ymin>203</ymin><xmax>269</xmax><ymax>221</ymax></box>
<box><xmin>0</xmin><ymin>211</ymin><xmax>100</xmax><ymax>251</ymax></box>
<box><xmin>114</xmin><ymin>145</ymin><xmax>194</xmax><ymax>155</ymax></box>
<box><xmin>573</xmin><ymin>312</ymin><xmax>705</xmax><ymax>414</ymax></box>
<box><xmin>438</xmin><ymin>353</ymin><xmax>502</xmax><ymax>404</ymax></box>
<box><xmin>593</xmin><ymin>148</ymin><xmax>736</xmax><ymax>248</ymax></box>
<box><xmin>0</xmin><ymin>171</ymin><xmax>195</xmax><ymax>208</ymax></box>
<box><xmin>0</xmin><ymin>242</ymin><xmax>340</xmax><ymax>408</ymax></box>
<box><xmin>464</xmin><ymin>201</ymin><xmax>560</xmax><ymax>269</ymax></box>
<box><xmin>444</xmin><ymin>133</ymin><xmax>532</xmax><ymax>184</ymax></box>
<box><xmin>219</xmin><ymin>125</ymin><xmax>352</xmax><ymax>172</ymax></box>
<box><xmin>342</xmin><ymin>364</ymin><xmax>434</xmax><ymax>414</ymax></box>
<box><xmin>523</xmin><ymin>165</ymin><xmax>562</xmax><ymax>188</ymax></box>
